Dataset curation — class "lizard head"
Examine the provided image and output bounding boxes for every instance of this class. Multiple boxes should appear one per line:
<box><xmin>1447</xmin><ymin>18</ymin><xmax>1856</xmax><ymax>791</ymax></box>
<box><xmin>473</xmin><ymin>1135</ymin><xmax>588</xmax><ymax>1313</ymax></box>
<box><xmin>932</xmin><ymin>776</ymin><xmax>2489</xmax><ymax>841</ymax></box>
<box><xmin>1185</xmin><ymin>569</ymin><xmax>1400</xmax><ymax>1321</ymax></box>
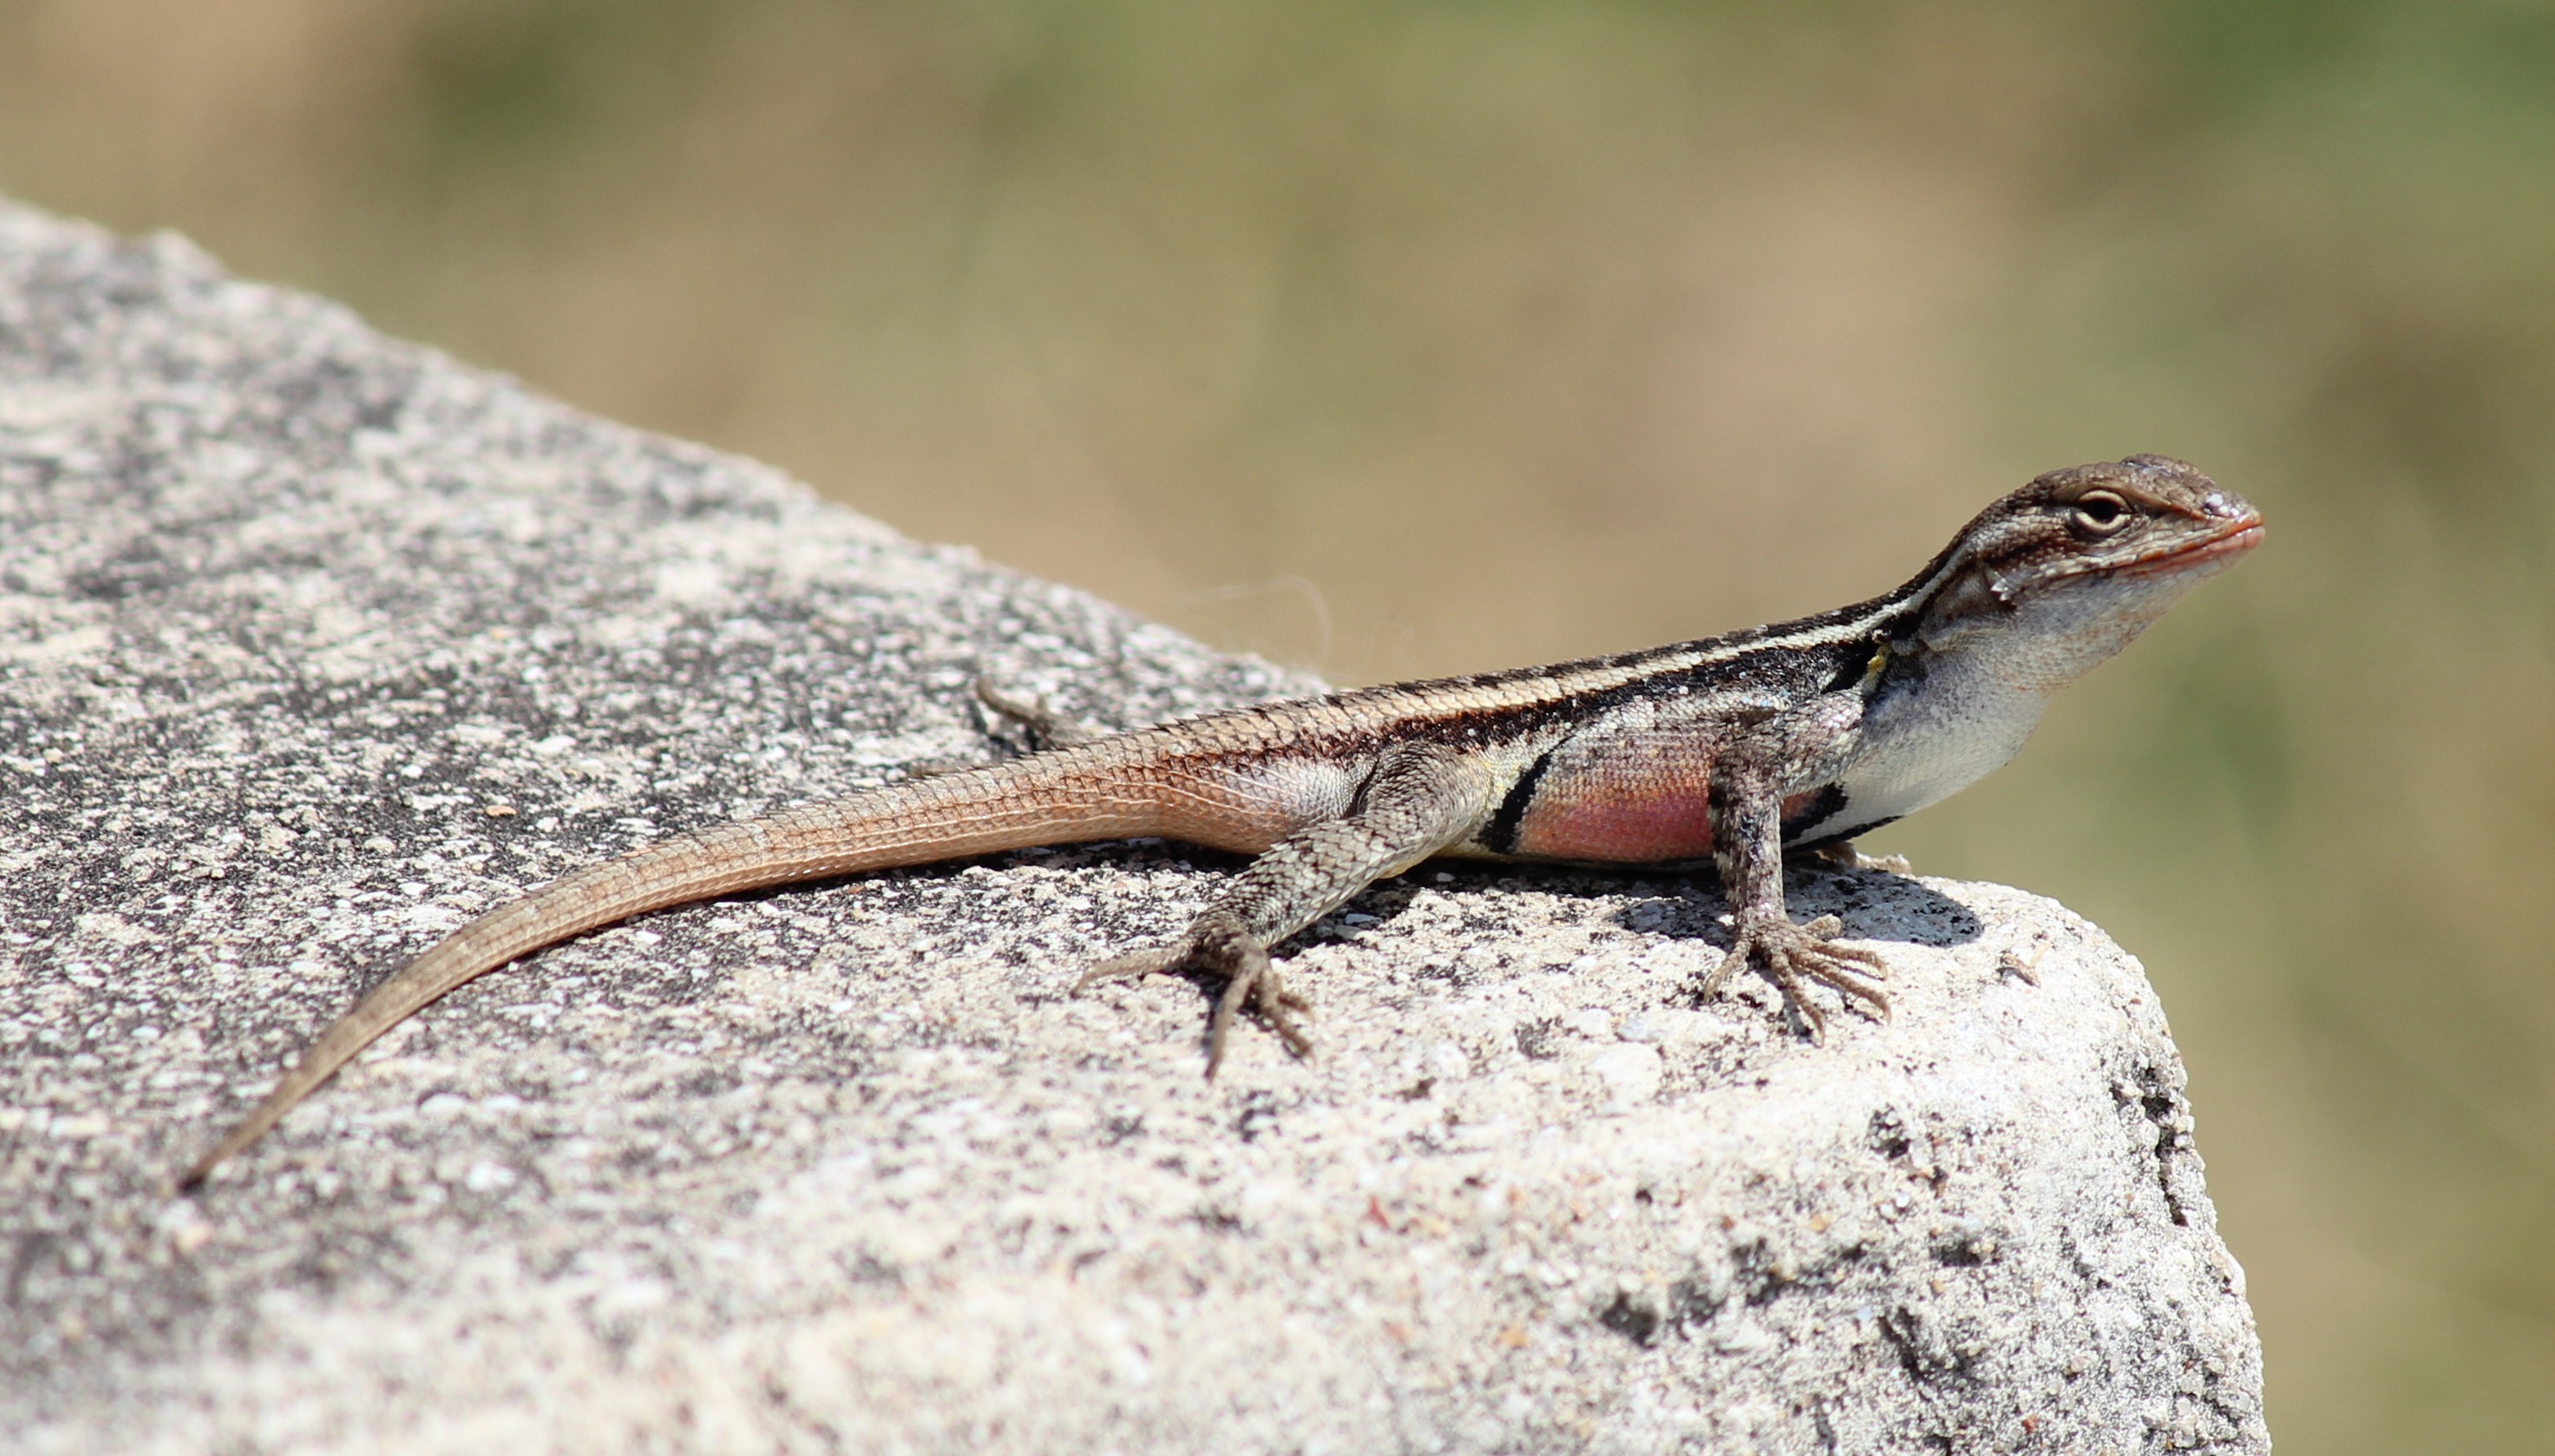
<box><xmin>1907</xmin><ymin>455</ymin><xmax>2263</xmax><ymax>690</ymax></box>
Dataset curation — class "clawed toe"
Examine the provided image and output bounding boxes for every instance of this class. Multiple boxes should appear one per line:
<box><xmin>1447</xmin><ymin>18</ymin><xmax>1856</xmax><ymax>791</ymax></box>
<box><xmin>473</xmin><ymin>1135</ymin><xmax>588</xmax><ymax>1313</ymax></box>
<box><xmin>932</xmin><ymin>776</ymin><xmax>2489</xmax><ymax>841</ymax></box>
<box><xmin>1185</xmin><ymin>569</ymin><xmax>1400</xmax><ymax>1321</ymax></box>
<box><xmin>1073</xmin><ymin>946</ymin><xmax>1184</xmax><ymax>993</ymax></box>
<box><xmin>1250</xmin><ymin>968</ymin><xmax>1314</xmax><ymax>1058</ymax></box>
<box><xmin>1205</xmin><ymin>950</ymin><xmax>1261</xmax><ymax>1073</ymax></box>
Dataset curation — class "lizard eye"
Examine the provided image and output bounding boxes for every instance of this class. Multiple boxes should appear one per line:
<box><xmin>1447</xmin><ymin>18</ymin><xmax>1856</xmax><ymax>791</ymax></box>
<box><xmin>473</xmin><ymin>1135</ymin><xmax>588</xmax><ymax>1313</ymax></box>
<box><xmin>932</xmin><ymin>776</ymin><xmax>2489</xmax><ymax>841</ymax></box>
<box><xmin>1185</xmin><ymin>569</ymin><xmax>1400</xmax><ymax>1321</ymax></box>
<box><xmin>2070</xmin><ymin>490</ymin><xmax>2129</xmax><ymax>536</ymax></box>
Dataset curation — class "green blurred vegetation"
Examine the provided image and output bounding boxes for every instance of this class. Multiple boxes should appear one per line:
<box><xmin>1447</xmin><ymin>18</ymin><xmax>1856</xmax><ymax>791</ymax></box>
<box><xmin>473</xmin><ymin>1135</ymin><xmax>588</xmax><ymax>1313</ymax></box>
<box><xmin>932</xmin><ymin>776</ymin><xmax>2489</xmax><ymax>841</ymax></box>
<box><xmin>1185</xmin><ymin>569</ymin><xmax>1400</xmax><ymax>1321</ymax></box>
<box><xmin>5</xmin><ymin>0</ymin><xmax>2553</xmax><ymax>1446</ymax></box>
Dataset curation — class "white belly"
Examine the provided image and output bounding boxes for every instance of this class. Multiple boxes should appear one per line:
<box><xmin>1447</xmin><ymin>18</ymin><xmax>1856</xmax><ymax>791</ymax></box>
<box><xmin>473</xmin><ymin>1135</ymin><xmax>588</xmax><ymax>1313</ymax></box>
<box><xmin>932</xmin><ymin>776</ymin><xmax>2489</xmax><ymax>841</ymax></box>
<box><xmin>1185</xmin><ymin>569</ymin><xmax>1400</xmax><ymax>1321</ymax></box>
<box><xmin>1827</xmin><ymin>652</ymin><xmax>2050</xmax><ymax>832</ymax></box>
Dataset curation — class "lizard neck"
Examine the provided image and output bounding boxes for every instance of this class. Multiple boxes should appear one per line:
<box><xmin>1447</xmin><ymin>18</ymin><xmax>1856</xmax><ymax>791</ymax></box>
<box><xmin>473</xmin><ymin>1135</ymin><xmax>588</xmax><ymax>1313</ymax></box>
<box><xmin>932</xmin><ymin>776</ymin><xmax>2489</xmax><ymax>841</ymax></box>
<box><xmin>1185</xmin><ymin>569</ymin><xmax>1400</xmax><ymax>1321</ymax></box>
<box><xmin>1809</xmin><ymin>515</ymin><xmax>2251</xmax><ymax>841</ymax></box>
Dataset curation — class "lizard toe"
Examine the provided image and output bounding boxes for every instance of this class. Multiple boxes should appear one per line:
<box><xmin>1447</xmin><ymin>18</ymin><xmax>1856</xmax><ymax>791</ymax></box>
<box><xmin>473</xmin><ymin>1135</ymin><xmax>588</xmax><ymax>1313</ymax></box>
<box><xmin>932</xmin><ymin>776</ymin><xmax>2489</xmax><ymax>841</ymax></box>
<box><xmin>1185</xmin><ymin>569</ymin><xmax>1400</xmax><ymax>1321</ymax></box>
<box><xmin>1073</xmin><ymin>945</ymin><xmax>1186</xmax><ymax>994</ymax></box>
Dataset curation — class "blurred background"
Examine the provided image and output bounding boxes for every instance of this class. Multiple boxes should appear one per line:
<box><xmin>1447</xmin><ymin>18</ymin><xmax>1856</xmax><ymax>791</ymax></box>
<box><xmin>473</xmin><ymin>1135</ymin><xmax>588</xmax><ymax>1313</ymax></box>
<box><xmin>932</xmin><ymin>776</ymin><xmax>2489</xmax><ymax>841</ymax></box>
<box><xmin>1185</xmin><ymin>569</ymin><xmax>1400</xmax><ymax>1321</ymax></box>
<box><xmin>3</xmin><ymin>0</ymin><xmax>2549</xmax><ymax>1446</ymax></box>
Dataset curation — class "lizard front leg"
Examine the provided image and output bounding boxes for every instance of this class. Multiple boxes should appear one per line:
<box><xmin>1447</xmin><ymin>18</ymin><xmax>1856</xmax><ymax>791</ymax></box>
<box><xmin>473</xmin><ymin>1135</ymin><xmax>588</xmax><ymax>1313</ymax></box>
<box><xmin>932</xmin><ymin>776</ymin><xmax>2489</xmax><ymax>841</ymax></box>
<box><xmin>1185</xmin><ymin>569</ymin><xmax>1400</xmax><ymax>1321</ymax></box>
<box><xmin>1078</xmin><ymin>742</ymin><xmax>1496</xmax><ymax>1074</ymax></box>
<box><xmin>1700</xmin><ymin>693</ymin><xmax>1890</xmax><ymax>1041</ymax></box>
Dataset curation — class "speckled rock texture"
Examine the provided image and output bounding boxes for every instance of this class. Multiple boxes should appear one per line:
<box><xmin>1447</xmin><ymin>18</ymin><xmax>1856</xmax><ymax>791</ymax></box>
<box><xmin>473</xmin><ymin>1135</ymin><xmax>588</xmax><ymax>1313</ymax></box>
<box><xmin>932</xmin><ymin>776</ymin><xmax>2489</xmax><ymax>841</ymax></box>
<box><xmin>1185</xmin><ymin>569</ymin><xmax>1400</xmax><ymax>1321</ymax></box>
<box><xmin>0</xmin><ymin>198</ymin><xmax>2267</xmax><ymax>1454</ymax></box>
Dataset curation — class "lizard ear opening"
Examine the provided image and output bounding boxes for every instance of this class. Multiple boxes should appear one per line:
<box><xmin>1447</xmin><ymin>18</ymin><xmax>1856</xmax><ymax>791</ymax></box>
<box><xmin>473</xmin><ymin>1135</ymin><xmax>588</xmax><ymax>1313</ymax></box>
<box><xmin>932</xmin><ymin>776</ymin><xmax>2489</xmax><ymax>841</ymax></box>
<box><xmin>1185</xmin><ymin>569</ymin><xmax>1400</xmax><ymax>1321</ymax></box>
<box><xmin>1916</xmin><ymin>564</ymin><xmax>2013</xmax><ymax>642</ymax></box>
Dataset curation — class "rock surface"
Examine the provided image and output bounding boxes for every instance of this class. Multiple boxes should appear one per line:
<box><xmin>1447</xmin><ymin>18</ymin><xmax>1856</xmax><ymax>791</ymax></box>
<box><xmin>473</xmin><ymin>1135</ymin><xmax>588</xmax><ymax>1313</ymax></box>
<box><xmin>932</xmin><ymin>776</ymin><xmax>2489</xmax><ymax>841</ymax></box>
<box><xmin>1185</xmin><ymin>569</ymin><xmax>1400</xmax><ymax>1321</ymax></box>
<box><xmin>0</xmin><ymin>198</ymin><xmax>2267</xmax><ymax>1454</ymax></box>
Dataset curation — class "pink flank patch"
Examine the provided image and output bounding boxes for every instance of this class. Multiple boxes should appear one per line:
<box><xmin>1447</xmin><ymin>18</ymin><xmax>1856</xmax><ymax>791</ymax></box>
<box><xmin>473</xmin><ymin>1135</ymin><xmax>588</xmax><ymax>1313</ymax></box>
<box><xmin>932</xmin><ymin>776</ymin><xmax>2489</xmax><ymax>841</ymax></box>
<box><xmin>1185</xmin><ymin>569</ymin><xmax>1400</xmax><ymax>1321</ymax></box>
<box><xmin>1511</xmin><ymin>782</ymin><xmax>1831</xmax><ymax>864</ymax></box>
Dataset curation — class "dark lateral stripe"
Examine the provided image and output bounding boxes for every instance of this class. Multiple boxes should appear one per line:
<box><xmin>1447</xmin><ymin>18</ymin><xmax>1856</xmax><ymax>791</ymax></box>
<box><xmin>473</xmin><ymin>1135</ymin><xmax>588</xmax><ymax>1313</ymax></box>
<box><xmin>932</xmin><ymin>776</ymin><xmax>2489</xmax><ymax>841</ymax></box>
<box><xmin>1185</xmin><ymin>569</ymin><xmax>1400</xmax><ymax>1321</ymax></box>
<box><xmin>1780</xmin><ymin>783</ymin><xmax>1849</xmax><ymax>841</ymax></box>
<box><xmin>1482</xmin><ymin>744</ymin><xmax>1561</xmax><ymax>855</ymax></box>
<box><xmin>1792</xmin><ymin>814</ymin><xmax>1901</xmax><ymax>854</ymax></box>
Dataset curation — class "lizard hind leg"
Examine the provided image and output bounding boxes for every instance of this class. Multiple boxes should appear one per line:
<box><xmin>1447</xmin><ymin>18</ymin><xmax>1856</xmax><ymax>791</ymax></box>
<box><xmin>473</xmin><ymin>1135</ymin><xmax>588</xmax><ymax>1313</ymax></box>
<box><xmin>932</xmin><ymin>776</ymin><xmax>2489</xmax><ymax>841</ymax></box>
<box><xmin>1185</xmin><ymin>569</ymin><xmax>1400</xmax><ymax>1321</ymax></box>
<box><xmin>1072</xmin><ymin>741</ymin><xmax>1495</xmax><ymax>1076</ymax></box>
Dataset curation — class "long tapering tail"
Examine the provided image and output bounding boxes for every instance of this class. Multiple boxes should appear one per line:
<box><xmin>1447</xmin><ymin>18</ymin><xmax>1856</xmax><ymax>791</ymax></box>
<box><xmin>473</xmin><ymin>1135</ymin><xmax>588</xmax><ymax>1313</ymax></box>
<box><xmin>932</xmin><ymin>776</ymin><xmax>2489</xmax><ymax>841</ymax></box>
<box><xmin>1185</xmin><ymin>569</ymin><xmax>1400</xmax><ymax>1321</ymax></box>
<box><xmin>178</xmin><ymin>746</ymin><xmax>1186</xmax><ymax>1189</ymax></box>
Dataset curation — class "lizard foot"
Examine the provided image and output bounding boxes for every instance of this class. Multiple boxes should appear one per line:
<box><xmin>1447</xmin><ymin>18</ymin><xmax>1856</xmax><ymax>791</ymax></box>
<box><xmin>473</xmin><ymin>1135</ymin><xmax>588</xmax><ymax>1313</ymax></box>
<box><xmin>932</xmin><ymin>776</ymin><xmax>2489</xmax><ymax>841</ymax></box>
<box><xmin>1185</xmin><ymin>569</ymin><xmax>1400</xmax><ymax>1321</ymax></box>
<box><xmin>1075</xmin><ymin>924</ymin><xmax>1314</xmax><ymax>1076</ymax></box>
<box><xmin>1815</xmin><ymin>841</ymin><xmax>1913</xmax><ymax>875</ymax></box>
<box><xmin>973</xmin><ymin>677</ymin><xmax>1099</xmax><ymax>751</ymax></box>
<box><xmin>1700</xmin><ymin>913</ymin><xmax>1890</xmax><ymax>1043</ymax></box>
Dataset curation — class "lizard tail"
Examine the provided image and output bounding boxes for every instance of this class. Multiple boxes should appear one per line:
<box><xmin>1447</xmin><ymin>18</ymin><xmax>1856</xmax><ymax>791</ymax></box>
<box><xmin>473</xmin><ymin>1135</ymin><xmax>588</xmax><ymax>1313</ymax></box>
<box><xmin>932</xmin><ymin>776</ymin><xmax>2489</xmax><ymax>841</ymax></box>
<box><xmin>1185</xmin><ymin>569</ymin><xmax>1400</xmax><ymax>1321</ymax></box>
<box><xmin>177</xmin><ymin>754</ymin><xmax>1174</xmax><ymax>1190</ymax></box>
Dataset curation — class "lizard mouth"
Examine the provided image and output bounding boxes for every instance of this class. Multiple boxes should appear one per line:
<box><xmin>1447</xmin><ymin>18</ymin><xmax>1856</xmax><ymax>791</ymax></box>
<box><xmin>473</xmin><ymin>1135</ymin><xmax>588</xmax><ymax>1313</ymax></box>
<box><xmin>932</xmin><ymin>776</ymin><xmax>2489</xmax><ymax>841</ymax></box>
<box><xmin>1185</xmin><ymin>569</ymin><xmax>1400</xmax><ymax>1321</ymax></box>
<box><xmin>2117</xmin><ymin>515</ymin><xmax>2264</xmax><ymax>580</ymax></box>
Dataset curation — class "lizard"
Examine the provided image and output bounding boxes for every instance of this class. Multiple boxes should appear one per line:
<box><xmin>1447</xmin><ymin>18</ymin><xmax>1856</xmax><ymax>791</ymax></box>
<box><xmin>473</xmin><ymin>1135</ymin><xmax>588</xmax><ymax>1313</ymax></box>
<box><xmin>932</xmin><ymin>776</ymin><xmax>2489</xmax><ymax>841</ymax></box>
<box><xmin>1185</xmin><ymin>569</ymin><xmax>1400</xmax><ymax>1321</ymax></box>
<box><xmin>179</xmin><ymin>454</ymin><xmax>2261</xmax><ymax>1188</ymax></box>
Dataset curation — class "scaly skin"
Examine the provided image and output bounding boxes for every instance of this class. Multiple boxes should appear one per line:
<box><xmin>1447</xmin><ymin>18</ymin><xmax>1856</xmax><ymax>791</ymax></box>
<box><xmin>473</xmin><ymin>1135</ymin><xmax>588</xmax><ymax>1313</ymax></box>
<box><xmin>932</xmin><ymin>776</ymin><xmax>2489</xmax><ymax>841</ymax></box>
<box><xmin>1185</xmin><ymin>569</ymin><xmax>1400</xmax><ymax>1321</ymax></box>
<box><xmin>181</xmin><ymin>455</ymin><xmax>2260</xmax><ymax>1188</ymax></box>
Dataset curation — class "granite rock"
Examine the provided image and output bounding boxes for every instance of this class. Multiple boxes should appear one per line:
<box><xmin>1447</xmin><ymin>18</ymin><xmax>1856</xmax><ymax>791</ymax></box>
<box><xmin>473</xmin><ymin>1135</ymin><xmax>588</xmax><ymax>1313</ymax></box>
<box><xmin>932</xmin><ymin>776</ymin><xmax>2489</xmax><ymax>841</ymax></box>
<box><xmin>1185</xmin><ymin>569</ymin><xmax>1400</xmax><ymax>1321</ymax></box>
<box><xmin>0</xmin><ymin>198</ymin><xmax>2266</xmax><ymax>1454</ymax></box>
